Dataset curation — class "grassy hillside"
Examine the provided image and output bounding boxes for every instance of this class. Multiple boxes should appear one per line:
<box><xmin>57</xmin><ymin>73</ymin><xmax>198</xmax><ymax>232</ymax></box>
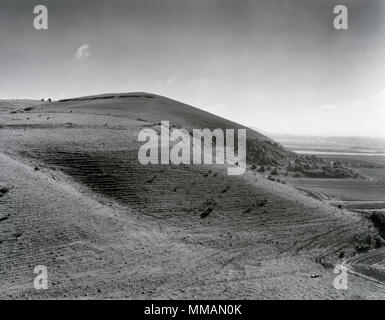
<box><xmin>0</xmin><ymin>99</ymin><xmax>41</xmax><ymax>114</ymax></box>
<box><xmin>57</xmin><ymin>92</ymin><xmax>270</xmax><ymax>141</ymax></box>
<box><xmin>57</xmin><ymin>93</ymin><xmax>357</xmax><ymax>179</ymax></box>
<box><xmin>0</xmin><ymin>92</ymin><xmax>382</xmax><ymax>299</ymax></box>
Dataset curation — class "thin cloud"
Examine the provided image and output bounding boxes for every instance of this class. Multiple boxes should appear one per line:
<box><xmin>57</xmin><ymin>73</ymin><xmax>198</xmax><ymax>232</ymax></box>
<box><xmin>318</xmin><ymin>104</ymin><xmax>338</xmax><ymax>111</ymax></box>
<box><xmin>189</xmin><ymin>78</ymin><xmax>209</xmax><ymax>87</ymax></box>
<box><xmin>165</xmin><ymin>74</ymin><xmax>181</xmax><ymax>84</ymax></box>
<box><xmin>74</xmin><ymin>44</ymin><xmax>91</xmax><ymax>60</ymax></box>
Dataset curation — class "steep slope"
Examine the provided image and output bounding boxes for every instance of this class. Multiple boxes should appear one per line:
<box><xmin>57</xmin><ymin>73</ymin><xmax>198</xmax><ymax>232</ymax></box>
<box><xmin>0</xmin><ymin>100</ymin><xmax>41</xmax><ymax>114</ymax></box>
<box><xmin>56</xmin><ymin>92</ymin><xmax>271</xmax><ymax>141</ymax></box>
<box><xmin>57</xmin><ymin>93</ymin><xmax>295</xmax><ymax>168</ymax></box>
<box><xmin>54</xmin><ymin>93</ymin><xmax>358</xmax><ymax>176</ymax></box>
<box><xmin>0</xmin><ymin>93</ymin><xmax>383</xmax><ymax>299</ymax></box>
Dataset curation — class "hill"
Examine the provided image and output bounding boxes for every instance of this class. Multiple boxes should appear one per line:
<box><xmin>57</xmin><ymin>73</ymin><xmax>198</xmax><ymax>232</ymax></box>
<box><xmin>0</xmin><ymin>93</ymin><xmax>383</xmax><ymax>299</ymax></box>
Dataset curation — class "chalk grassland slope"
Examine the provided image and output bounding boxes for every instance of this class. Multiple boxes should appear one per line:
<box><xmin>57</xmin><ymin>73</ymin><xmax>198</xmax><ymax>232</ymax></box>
<box><xmin>58</xmin><ymin>92</ymin><xmax>271</xmax><ymax>140</ymax></box>
<box><xmin>4</xmin><ymin>93</ymin><xmax>355</xmax><ymax>176</ymax></box>
<box><xmin>56</xmin><ymin>93</ymin><xmax>296</xmax><ymax>168</ymax></box>
<box><xmin>0</xmin><ymin>93</ymin><xmax>384</xmax><ymax>299</ymax></box>
<box><xmin>0</xmin><ymin>100</ymin><xmax>42</xmax><ymax>114</ymax></box>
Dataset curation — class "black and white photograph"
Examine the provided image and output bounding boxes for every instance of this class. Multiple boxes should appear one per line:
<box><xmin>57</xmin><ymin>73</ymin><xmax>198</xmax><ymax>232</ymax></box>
<box><xmin>1</xmin><ymin>0</ymin><xmax>385</xmax><ymax>307</ymax></box>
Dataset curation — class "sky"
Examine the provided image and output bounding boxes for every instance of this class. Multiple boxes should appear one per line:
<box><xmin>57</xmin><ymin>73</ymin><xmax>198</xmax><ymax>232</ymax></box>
<box><xmin>0</xmin><ymin>0</ymin><xmax>385</xmax><ymax>137</ymax></box>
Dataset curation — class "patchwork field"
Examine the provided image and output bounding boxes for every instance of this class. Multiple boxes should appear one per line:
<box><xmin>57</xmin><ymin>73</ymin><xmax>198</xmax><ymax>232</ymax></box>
<box><xmin>288</xmin><ymin>155</ymin><xmax>385</xmax><ymax>211</ymax></box>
